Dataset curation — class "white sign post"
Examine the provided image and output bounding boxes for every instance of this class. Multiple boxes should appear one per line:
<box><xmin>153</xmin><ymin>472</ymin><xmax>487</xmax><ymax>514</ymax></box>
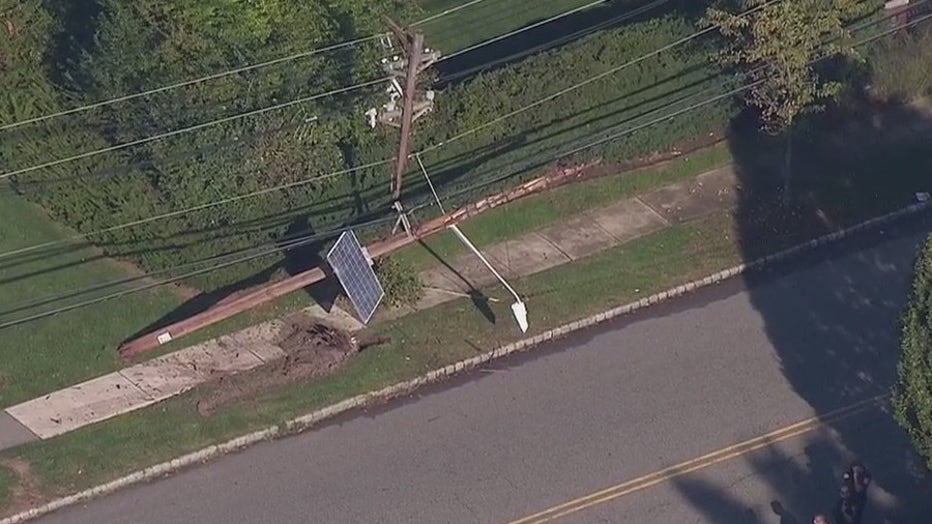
<box><xmin>448</xmin><ymin>225</ymin><xmax>529</xmax><ymax>332</ymax></box>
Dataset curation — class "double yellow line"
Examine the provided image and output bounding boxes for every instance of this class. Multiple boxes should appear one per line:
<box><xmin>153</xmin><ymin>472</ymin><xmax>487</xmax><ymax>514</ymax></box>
<box><xmin>506</xmin><ymin>395</ymin><xmax>888</xmax><ymax>524</ymax></box>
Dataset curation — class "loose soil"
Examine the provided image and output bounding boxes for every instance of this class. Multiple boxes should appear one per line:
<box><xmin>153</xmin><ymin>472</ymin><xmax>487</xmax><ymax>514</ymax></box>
<box><xmin>0</xmin><ymin>458</ymin><xmax>43</xmax><ymax>518</ymax></box>
<box><xmin>195</xmin><ymin>316</ymin><xmax>359</xmax><ymax>417</ymax></box>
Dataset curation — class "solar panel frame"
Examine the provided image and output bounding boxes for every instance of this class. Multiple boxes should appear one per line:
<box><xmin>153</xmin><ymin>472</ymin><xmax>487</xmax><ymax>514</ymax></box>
<box><xmin>326</xmin><ymin>230</ymin><xmax>385</xmax><ymax>324</ymax></box>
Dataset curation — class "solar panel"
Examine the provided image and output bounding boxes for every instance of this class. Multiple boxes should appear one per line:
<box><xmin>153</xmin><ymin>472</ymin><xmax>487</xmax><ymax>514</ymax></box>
<box><xmin>326</xmin><ymin>230</ymin><xmax>384</xmax><ymax>324</ymax></box>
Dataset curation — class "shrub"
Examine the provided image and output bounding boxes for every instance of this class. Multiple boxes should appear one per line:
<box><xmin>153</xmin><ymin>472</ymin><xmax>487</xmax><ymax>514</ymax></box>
<box><xmin>869</xmin><ymin>25</ymin><xmax>932</xmax><ymax>102</ymax></box>
<box><xmin>5</xmin><ymin>4</ymin><xmax>734</xmax><ymax>293</ymax></box>
<box><xmin>374</xmin><ymin>256</ymin><xmax>424</xmax><ymax>308</ymax></box>
<box><xmin>406</xmin><ymin>15</ymin><xmax>735</xmax><ymax>214</ymax></box>
<box><xmin>893</xmin><ymin>235</ymin><xmax>932</xmax><ymax>471</ymax></box>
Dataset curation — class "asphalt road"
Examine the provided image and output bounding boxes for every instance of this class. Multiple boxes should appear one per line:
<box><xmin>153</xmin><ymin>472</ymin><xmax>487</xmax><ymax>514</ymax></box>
<box><xmin>39</xmin><ymin>215</ymin><xmax>932</xmax><ymax>524</ymax></box>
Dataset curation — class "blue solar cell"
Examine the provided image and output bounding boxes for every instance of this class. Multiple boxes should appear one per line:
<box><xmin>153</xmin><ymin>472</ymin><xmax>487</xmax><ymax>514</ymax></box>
<box><xmin>326</xmin><ymin>231</ymin><xmax>384</xmax><ymax>324</ymax></box>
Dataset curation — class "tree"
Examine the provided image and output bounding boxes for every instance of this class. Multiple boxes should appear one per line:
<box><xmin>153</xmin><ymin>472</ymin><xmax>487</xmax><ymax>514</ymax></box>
<box><xmin>894</xmin><ymin>236</ymin><xmax>932</xmax><ymax>471</ymax></box>
<box><xmin>704</xmin><ymin>0</ymin><xmax>870</xmax><ymax>201</ymax></box>
<box><xmin>6</xmin><ymin>0</ymin><xmax>418</xmax><ymax>290</ymax></box>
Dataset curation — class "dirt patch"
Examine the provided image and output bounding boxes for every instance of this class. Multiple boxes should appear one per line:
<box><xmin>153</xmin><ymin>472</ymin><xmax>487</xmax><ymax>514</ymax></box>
<box><xmin>195</xmin><ymin>316</ymin><xmax>360</xmax><ymax>417</ymax></box>
<box><xmin>0</xmin><ymin>458</ymin><xmax>44</xmax><ymax>517</ymax></box>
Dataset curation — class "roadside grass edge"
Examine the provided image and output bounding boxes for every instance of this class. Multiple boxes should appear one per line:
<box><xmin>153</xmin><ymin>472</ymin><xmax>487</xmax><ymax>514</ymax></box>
<box><xmin>2</xmin><ymin>200</ymin><xmax>928</xmax><ymax>524</ymax></box>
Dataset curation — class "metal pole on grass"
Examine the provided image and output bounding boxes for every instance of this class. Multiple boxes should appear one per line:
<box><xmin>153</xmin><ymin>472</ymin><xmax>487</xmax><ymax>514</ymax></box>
<box><xmin>447</xmin><ymin>224</ymin><xmax>529</xmax><ymax>332</ymax></box>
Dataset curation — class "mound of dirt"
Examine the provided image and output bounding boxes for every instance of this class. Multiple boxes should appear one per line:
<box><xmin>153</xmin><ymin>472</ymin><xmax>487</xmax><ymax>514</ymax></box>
<box><xmin>196</xmin><ymin>318</ymin><xmax>359</xmax><ymax>417</ymax></box>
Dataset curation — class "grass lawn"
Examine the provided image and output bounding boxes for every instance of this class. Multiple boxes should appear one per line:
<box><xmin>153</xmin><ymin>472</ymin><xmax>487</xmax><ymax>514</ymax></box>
<box><xmin>131</xmin><ymin>142</ymin><xmax>734</xmax><ymax>362</ymax></box>
<box><xmin>394</xmin><ymin>142</ymin><xmax>732</xmax><ymax>269</ymax></box>
<box><xmin>0</xmin><ymin>139</ymin><xmax>730</xmax><ymax>411</ymax></box>
<box><xmin>4</xmin><ymin>209</ymin><xmax>745</xmax><ymax>500</ymax></box>
<box><xmin>1</xmin><ymin>83</ymin><xmax>929</xmax><ymax>513</ymax></box>
<box><xmin>0</xmin><ymin>188</ymin><xmax>186</xmax><ymax>407</ymax></box>
<box><xmin>419</xmin><ymin>0</ymin><xmax>607</xmax><ymax>54</ymax></box>
<box><xmin>2</xmin><ymin>121</ymin><xmax>930</xmax><ymax>510</ymax></box>
<box><xmin>0</xmin><ymin>465</ymin><xmax>11</xmax><ymax>511</ymax></box>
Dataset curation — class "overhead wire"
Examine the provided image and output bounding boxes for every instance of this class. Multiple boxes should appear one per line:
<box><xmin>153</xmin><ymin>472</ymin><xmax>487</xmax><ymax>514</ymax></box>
<box><xmin>0</xmin><ymin>157</ymin><xmax>392</xmax><ymax>261</ymax></box>
<box><xmin>0</xmin><ymin>213</ymin><xmax>399</xmax><ymax>329</ymax></box>
<box><xmin>420</xmin><ymin>0</ymin><xmax>783</xmax><ymax>155</ymax></box>
<box><xmin>411</xmin><ymin>9</ymin><xmax>932</xmax><ymax>216</ymax></box>
<box><xmin>0</xmin><ymin>0</ymin><xmax>783</xmax><ymax>260</ymax></box>
<box><xmin>0</xmin><ymin>0</ymin><xmax>491</xmax><ymax>132</ymax></box>
<box><xmin>0</xmin><ymin>0</ymin><xmax>903</xmax><ymax>260</ymax></box>
<box><xmin>410</xmin><ymin>0</ymin><xmax>489</xmax><ymax>27</ymax></box>
<box><xmin>4</xmin><ymin>8</ymin><xmax>927</xmax><ymax>329</ymax></box>
<box><xmin>0</xmin><ymin>77</ymin><xmax>388</xmax><ymax>179</ymax></box>
<box><xmin>2</xmin><ymin>0</ymin><xmax>660</xmax><ymax>179</ymax></box>
<box><xmin>438</xmin><ymin>0</ymin><xmax>622</xmax><ymax>62</ymax></box>
<box><xmin>438</xmin><ymin>0</ymin><xmax>672</xmax><ymax>83</ymax></box>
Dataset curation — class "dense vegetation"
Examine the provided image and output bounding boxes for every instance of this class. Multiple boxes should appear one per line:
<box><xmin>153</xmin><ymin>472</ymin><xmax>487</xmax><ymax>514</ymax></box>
<box><xmin>1</xmin><ymin>1</ymin><xmax>733</xmax><ymax>290</ymax></box>
<box><xmin>0</xmin><ymin>0</ymin><xmax>926</xmax><ymax>293</ymax></box>
<box><xmin>894</xmin><ymin>236</ymin><xmax>932</xmax><ymax>471</ymax></box>
<box><xmin>2</xmin><ymin>0</ymin><xmax>417</xmax><ymax>288</ymax></box>
<box><xmin>869</xmin><ymin>23</ymin><xmax>932</xmax><ymax>101</ymax></box>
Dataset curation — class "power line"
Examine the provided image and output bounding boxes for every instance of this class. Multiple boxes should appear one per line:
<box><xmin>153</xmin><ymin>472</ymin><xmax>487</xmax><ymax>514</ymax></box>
<box><xmin>2</xmin><ymin>1</ymin><xmax>631</xmax><ymax>180</ymax></box>
<box><xmin>0</xmin><ymin>77</ymin><xmax>387</xmax><ymax>179</ymax></box>
<box><xmin>0</xmin><ymin>221</ymin><xmax>347</xmax><ymax>316</ymax></box>
<box><xmin>0</xmin><ymin>0</ymin><xmax>781</xmax><ymax>259</ymax></box>
<box><xmin>410</xmin><ymin>0</ymin><xmax>489</xmax><ymax>28</ymax></box>
<box><xmin>0</xmin><ymin>0</ymin><xmax>490</xmax><ymax>132</ymax></box>
<box><xmin>420</xmin><ymin>0</ymin><xmax>783</xmax><ymax>155</ymax></box>
<box><xmin>0</xmin><ymin>214</ymin><xmax>398</xmax><ymax>329</ymax></box>
<box><xmin>0</xmin><ymin>0</ymin><xmax>901</xmax><ymax>259</ymax></box>
<box><xmin>439</xmin><ymin>0</ymin><xmax>660</xmax><ymax>62</ymax></box>
<box><xmin>6</xmin><ymin>11</ymin><xmax>926</xmax><ymax>330</ymax></box>
<box><xmin>0</xmin><ymin>157</ymin><xmax>392</xmax><ymax>261</ymax></box>
<box><xmin>420</xmin><ymin>10</ymin><xmax>932</xmax><ymax>209</ymax></box>
<box><xmin>439</xmin><ymin>0</ymin><xmax>672</xmax><ymax>82</ymax></box>
<box><xmin>0</xmin><ymin>73</ymin><xmax>719</xmax><ymax>325</ymax></box>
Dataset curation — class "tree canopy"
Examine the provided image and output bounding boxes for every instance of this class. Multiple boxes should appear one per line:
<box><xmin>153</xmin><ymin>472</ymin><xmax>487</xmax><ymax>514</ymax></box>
<box><xmin>895</xmin><ymin>236</ymin><xmax>932</xmax><ymax>471</ymax></box>
<box><xmin>704</xmin><ymin>0</ymin><xmax>870</xmax><ymax>133</ymax></box>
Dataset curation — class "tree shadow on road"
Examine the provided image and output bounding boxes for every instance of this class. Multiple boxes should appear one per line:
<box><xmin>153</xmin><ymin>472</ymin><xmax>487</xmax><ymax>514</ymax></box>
<box><xmin>670</xmin><ymin>91</ymin><xmax>932</xmax><ymax>520</ymax></box>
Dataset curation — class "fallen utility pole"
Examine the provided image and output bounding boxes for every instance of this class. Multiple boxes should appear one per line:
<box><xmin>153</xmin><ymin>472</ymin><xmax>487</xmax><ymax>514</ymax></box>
<box><xmin>118</xmin><ymin>160</ymin><xmax>600</xmax><ymax>358</ymax></box>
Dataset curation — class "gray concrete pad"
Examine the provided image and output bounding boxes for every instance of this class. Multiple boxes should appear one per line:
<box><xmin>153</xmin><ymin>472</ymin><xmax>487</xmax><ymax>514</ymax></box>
<box><xmin>413</xmin><ymin>287</ymin><xmax>461</xmax><ymax>310</ymax></box>
<box><xmin>224</xmin><ymin>321</ymin><xmax>287</xmax><ymax>363</ymax></box>
<box><xmin>0</xmin><ymin>411</ymin><xmax>38</xmax><ymax>450</ymax></box>
<box><xmin>418</xmin><ymin>255</ymin><xmax>502</xmax><ymax>293</ymax></box>
<box><xmin>6</xmin><ymin>373</ymin><xmax>155</xmax><ymax>439</ymax></box>
<box><xmin>302</xmin><ymin>304</ymin><xmax>365</xmax><ymax>332</ymax></box>
<box><xmin>538</xmin><ymin>216</ymin><xmax>617</xmax><ymax>260</ymax></box>
<box><xmin>588</xmin><ymin>197</ymin><xmax>670</xmax><ymax>242</ymax></box>
<box><xmin>639</xmin><ymin>167</ymin><xmax>738</xmax><ymax>223</ymax></box>
<box><xmin>120</xmin><ymin>340</ymin><xmax>264</xmax><ymax>401</ymax></box>
<box><xmin>482</xmin><ymin>232</ymin><xmax>571</xmax><ymax>279</ymax></box>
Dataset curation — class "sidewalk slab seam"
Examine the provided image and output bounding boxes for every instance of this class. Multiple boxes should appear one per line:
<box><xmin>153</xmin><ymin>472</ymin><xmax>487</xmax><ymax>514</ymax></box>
<box><xmin>5</xmin><ymin>374</ymin><xmax>156</xmax><ymax>439</ymax></box>
<box><xmin>587</xmin><ymin>197</ymin><xmax>670</xmax><ymax>243</ymax></box>
<box><xmin>0</xmin><ymin>165</ymin><xmax>745</xmax><ymax>448</ymax></box>
<box><xmin>538</xmin><ymin>215</ymin><xmax>618</xmax><ymax>261</ymax></box>
<box><xmin>6</xmin><ymin>200</ymin><xmax>925</xmax><ymax>524</ymax></box>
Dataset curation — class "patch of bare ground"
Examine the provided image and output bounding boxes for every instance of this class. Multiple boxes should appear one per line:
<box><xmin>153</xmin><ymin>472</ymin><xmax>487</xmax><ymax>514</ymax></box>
<box><xmin>195</xmin><ymin>316</ymin><xmax>386</xmax><ymax>417</ymax></box>
<box><xmin>0</xmin><ymin>458</ymin><xmax>43</xmax><ymax>517</ymax></box>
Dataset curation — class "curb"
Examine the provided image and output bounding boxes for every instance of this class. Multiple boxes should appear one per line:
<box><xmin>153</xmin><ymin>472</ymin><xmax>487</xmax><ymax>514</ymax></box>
<box><xmin>3</xmin><ymin>201</ymin><xmax>928</xmax><ymax>524</ymax></box>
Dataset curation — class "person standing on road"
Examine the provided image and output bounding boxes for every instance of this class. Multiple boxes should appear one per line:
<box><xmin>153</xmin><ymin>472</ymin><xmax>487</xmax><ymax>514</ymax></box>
<box><xmin>834</xmin><ymin>461</ymin><xmax>871</xmax><ymax>524</ymax></box>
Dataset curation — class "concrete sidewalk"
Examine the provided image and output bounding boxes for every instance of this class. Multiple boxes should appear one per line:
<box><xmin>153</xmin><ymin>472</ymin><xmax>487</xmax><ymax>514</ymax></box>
<box><xmin>414</xmin><ymin>166</ymin><xmax>737</xmax><ymax>310</ymax></box>
<box><xmin>0</xmin><ymin>165</ymin><xmax>738</xmax><ymax>451</ymax></box>
<box><xmin>0</xmin><ymin>305</ymin><xmax>363</xmax><ymax>449</ymax></box>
